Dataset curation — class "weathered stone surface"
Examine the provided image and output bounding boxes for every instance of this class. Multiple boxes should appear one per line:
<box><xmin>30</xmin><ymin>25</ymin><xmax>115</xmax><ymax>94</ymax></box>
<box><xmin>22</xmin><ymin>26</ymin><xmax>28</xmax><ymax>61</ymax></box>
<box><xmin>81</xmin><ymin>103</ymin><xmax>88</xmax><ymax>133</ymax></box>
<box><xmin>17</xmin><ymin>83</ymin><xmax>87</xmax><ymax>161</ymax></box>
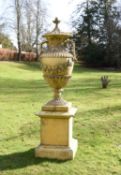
<box><xmin>35</xmin><ymin>18</ymin><xmax>78</xmax><ymax>160</ymax></box>
<box><xmin>35</xmin><ymin>139</ymin><xmax>78</xmax><ymax>160</ymax></box>
<box><xmin>35</xmin><ymin>107</ymin><xmax>78</xmax><ymax>160</ymax></box>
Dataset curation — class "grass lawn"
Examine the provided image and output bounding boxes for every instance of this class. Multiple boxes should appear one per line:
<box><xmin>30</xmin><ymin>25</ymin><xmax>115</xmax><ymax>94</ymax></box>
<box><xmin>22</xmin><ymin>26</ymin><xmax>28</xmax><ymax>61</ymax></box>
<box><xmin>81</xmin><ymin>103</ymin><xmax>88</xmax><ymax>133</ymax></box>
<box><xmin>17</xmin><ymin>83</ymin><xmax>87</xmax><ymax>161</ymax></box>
<box><xmin>0</xmin><ymin>61</ymin><xmax>121</xmax><ymax>175</ymax></box>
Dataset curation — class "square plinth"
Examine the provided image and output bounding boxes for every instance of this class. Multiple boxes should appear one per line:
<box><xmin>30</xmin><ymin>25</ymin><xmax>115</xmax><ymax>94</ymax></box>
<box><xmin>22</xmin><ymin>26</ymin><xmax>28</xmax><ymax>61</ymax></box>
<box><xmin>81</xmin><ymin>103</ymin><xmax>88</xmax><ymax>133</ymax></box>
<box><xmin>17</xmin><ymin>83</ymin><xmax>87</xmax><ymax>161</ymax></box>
<box><xmin>41</xmin><ymin>117</ymin><xmax>72</xmax><ymax>146</ymax></box>
<box><xmin>35</xmin><ymin>107</ymin><xmax>78</xmax><ymax>160</ymax></box>
<box><xmin>35</xmin><ymin>139</ymin><xmax>78</xmax><ymax>160</ymax></box>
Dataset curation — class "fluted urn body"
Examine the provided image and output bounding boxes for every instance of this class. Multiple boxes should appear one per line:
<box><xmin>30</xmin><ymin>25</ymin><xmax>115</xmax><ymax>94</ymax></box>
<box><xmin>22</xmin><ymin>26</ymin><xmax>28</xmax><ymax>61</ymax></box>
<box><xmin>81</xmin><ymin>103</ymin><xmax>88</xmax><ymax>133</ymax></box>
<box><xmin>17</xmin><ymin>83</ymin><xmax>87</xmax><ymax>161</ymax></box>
<box><xmin>40</xmin><ymin>18</ymin><xmax>76</xmax><ymax>112</ymax></box>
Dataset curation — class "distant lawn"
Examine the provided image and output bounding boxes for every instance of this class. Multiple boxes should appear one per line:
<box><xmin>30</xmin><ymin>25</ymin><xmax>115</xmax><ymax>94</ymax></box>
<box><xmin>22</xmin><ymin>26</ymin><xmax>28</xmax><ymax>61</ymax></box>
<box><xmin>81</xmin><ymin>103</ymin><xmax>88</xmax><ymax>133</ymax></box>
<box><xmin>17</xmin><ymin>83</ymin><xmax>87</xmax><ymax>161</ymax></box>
<box><xmin>0</xmin><ymin>61</ymin><xmax>121</xmax><ymax>175</ymax></box>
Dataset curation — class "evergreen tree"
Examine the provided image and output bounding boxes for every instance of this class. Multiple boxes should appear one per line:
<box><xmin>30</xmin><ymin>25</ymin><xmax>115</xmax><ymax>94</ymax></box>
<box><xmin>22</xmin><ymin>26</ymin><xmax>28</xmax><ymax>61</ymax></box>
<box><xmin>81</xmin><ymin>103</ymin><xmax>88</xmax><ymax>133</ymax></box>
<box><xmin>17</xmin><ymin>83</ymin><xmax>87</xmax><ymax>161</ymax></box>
<box><xmin>73</xmin><ymin>0</ymin><xmax>121</xmax><ymax>67</ymax></box>
<box><xmin>98</xmin><ymin>0</ymin><xmax>120</xmax><ymax>67</ymax></box>
<box><xmin>73</xmin><ymin>0</ymin><xmax>99</xmax><ymax>46</ymax></box>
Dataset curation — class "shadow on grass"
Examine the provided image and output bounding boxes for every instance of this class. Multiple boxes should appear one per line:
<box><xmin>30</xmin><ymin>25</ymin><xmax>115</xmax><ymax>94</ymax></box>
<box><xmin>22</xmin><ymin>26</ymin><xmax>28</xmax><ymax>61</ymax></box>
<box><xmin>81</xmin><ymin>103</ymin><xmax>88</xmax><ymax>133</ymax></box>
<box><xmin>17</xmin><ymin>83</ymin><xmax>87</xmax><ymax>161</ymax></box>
<box><xmin>73</xmin><ymin>64</ymin><xmax>120</xmax><ymax>74</ymax></box>
<box><xmin>78</xmin><ymin>105</ymin><xmax>121</xmax><ymax>118</ymax></box>
<box><xmin>0</xmin><ymin>148</ymin><xmax>66</xmax><ymax>171</ymax></box>
<box><xmin>15</xmin><ymin>62</ymin><xmax>111</xmax><ymax>74</ymax></box>
<box><xmin>16</xmin><ymin>61</ymin><xmax>41</xmax><ymax>72</ymax></box>
<box><xmin>0</xmin><ymin>131</ymin><xmax>38</xmax><ymax>143</ymax></box>
<box><xmin>73</xmin><ymin>64</ymin><xmax>98</xmax><ymax>74</ymax></box>
<box><xmin>0</xmin><ymin>77</ymin><xmax>48</xmax><ymax>89</ymax></box>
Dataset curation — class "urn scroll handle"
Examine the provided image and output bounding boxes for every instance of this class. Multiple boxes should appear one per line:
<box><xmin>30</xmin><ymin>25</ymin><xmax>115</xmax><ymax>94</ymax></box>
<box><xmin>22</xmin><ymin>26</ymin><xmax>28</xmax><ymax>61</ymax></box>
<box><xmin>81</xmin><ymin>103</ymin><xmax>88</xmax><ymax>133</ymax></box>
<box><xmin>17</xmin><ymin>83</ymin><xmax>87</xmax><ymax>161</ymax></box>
<box><xmin>63</xmin><ymin>39</ymin><xmax>77</xmax><ymax>61</ymax></box>
<box><xmin>40</xmin><ymin>41</ymin><xmax>48</xmax><ymax>53</ymax></box>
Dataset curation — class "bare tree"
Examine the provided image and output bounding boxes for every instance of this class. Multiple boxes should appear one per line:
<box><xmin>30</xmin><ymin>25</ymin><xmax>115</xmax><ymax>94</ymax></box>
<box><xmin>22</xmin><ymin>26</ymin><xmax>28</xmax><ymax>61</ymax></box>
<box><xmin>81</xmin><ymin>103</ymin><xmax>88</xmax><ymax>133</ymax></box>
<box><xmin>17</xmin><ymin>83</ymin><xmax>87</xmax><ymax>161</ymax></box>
<box><xmin>33</xmin><ymin>0</ymin><xmax>46</xmax><ymax>60</ymax></box>
<box><xmin>0</xmin><ymin>23</ymin><xmax>5</xmax><ymax>34</ymax></box>
<box><xmin>21</xmin><ymin>0</ymin><xmax>46</xmax><ymax>58</ymax></box>
<box><xmin>21</xmin><ymin>0</ymin><xmax>36</xmax><ymax>51</ymax></box>
<box><xmin>2</xmin><ymin>0</ymin><xmax>47</xmax><ymax>60</ymax></box>
<box><xmin>14</xmin><ymin>0</ymin><xmax>23</xmax><ymax>61</ymax></box>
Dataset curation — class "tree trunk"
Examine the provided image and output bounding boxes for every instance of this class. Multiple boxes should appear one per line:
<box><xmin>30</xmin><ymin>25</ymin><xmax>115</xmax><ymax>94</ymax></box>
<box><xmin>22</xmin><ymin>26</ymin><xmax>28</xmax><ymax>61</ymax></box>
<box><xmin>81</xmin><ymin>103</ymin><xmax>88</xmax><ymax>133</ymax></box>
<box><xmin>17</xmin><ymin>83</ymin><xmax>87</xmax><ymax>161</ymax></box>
<box><xmin>35</xmin><ymin>43</ymin><xmax>39</xmax><ymax>61</ymax></box>
<box><xmin>16</xmin><ymin>0</ymin><xmax>21</xmax><ymax>61</ymax></box>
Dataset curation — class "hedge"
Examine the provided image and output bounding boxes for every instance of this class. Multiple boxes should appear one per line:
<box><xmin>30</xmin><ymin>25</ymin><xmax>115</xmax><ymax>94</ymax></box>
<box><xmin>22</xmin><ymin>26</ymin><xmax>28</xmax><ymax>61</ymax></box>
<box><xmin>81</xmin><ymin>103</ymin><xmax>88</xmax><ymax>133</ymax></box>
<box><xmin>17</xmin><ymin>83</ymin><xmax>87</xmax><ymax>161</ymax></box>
<box><xmin>0</xmin><ymin>48</ymin><xmax>36</xmax><ymax>61</ymax></box>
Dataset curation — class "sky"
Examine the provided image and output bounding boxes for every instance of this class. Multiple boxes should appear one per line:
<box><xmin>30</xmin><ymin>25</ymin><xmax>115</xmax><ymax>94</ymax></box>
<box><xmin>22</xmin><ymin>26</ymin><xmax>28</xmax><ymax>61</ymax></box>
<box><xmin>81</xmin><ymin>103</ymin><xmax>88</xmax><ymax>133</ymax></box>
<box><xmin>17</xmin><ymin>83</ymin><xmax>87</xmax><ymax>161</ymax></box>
<box><xmin>0</xmin><ymin>0</ymin><xmax>82</xmax><ymax>31</ymax></box>
<box><xmin>46</xmin><ymin>0</ymin><xmax>82</xmax><ymax>32</ymax></box>
<box><xmin>0</xmin><ymin>0</ymin><xmax>82</xmax><ymax>45</ymax></box>
<box><xmin>0</xmin><ymin>0</ymin><xmax>120</xmax><ymax>31</ymax></box>
<box><xmin>0</xmin><ymin>0</ymin><xmax>119</xmax><ymax>45</ymax></box>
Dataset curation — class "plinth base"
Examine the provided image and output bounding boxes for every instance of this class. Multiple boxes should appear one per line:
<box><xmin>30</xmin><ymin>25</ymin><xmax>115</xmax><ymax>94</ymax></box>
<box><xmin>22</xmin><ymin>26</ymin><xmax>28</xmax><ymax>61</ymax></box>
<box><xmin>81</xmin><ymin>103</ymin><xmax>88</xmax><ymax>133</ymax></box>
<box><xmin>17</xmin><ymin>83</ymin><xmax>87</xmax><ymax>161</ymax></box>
<box><xmin>35</xmin><ymin>139</ymin><xmax>78</xmax><ymax>160</ymax></box>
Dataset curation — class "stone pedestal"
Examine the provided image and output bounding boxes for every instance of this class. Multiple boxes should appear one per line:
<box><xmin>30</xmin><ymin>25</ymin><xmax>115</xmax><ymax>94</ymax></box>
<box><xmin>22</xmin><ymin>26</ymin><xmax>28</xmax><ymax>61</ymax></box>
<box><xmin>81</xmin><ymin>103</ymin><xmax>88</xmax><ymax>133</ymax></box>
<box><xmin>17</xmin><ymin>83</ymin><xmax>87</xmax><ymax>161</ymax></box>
<box><xmin>35</xmin><ymin>107</ymin><xmax>78</xmax><ymax>160</ymax></box>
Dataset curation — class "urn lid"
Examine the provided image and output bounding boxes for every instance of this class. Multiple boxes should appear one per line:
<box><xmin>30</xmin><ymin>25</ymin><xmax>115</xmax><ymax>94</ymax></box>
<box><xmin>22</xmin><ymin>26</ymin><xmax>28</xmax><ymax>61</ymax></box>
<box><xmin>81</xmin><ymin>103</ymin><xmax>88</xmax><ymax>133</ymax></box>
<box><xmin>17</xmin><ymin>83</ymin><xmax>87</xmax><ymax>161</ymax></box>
<box><xmin>41</xmin><ymin>18</ymin><xmax>76</xmax><ymax>60</ymax></box>
<box><xmin>43</xmin><ymin>17</ymin><xmax>72</xmax><ymax>39</ymax></box>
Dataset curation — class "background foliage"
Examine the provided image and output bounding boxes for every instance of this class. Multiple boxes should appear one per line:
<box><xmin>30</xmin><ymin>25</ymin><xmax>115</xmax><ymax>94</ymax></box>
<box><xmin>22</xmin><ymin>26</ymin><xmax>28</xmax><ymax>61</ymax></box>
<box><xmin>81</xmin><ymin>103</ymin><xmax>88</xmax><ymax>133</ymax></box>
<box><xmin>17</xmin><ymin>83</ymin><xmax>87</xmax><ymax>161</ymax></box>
<box><xmin>73</xmin><ymin>0</ymin><xmax>121</xmax><ymax>68</ymax></box>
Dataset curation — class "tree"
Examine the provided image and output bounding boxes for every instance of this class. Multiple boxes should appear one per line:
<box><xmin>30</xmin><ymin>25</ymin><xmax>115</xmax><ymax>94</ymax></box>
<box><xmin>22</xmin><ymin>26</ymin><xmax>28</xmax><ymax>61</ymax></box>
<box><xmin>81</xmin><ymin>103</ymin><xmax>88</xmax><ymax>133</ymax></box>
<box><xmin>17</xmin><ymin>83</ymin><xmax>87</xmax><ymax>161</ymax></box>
<box><xmin>3</xmin><ymin>0</ymin><xmax>46</xmax><ymax>60</ymax></box>
<box><xmin>73</xmin><ymin>0</ymin><xmax>99</xmax><ymax>44</ymax></box>
<box><xmin>20</xmin><ymin>0</ymin><xmax>46</xmax><ymax>58</ymax></box>
<box><xmin>97</xmin><ymin>0</ymin><xmax>120</xmax><ymax>66</ymax></box>
<box><xmin>33</xmin><ymin>0</ymin><xmax>46</xmax><ymax>60</ymax></box>
<box><xmin>72</xmin><ymin>0</ymin><xmax>102</xmax><ymax>65</ymax></box>
<box><xmin>0</xmin><ymin>22</ymin><xmax>5</xmax><ymax>33</ymax></box>
<box><xmin>14</xmin><ymin>0</ymin><xmax>23</xmax><ymax>61</ymax></box>
<box><xmin>20</xmin><ymin>0</ymin><xmax>36</xmax><ymax>52</ymax></box>
<box><xmin>72</xmin><ymin>0</ymin><xmax>121</xmax><ymax>67</ymax></box>
<box><xmin>0</xmin><ymin>33</ymin><xmax>14</xmax><ymax>49</ymax></box>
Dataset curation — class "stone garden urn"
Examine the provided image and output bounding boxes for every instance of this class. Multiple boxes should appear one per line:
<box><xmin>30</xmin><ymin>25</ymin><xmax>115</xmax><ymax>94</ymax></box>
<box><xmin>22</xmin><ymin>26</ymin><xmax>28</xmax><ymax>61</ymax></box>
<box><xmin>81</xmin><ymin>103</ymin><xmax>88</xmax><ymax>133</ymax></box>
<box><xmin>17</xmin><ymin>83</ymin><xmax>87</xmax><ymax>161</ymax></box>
<box><xmin>40</xmin><ymin>17</ymin><xmax>76</xmax><ymax>112</ymax></box>
<box><xmin>35</xmin><ymin>18</ymin><xmax>78</xmax><ymax>160</ymax></box>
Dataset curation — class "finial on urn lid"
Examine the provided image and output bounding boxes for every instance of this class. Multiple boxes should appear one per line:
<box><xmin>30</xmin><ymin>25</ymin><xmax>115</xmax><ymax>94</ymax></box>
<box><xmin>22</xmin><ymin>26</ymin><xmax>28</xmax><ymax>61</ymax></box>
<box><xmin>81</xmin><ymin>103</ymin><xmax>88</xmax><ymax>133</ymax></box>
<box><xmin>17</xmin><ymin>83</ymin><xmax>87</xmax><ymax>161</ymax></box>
<box><xmin>43</xmin><ymin>17</ymin><xmax>72</xmax><ymax>37</ymax></box>
<box><xmin>53</xmin><ymin>17</ymin><xmax>60</xmax><ymax>27</ymax></box>
<box><xmin>52</xmin><ymin>17</ymin><xmax>61</xmax><ymax>33</ymax></box>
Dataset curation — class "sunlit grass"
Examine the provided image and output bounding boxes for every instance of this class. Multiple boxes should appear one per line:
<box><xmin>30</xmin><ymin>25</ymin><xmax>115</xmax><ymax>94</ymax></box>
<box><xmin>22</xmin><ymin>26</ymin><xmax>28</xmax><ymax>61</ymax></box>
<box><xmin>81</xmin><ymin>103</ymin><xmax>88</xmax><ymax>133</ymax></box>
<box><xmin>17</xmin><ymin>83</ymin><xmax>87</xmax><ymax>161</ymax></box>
<box><xmin>0</xmin><ymin>61</ymin><xmax>121</xmax><ymax>175</ymax></box>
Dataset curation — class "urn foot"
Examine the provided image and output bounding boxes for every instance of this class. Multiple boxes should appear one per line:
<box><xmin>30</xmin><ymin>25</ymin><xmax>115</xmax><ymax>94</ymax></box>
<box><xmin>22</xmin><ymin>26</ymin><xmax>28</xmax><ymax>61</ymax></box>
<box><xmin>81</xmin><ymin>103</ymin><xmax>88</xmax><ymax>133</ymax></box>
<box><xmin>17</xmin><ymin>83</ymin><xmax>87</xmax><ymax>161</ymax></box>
<box><xmin>42</xmin><ymin>100</ymin><xmax>72</xmax><ymax>112</ymax></box>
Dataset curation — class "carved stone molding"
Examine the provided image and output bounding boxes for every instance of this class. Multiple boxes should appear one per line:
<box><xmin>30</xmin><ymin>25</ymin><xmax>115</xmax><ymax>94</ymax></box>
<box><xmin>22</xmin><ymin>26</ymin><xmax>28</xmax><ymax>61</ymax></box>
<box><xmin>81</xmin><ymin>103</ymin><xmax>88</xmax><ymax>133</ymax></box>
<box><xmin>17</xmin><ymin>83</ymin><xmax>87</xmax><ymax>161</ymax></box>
<box><xmin>41</xmin><ymin>60</ymin><xmax>73</xmax><ymax>75</ymax></box>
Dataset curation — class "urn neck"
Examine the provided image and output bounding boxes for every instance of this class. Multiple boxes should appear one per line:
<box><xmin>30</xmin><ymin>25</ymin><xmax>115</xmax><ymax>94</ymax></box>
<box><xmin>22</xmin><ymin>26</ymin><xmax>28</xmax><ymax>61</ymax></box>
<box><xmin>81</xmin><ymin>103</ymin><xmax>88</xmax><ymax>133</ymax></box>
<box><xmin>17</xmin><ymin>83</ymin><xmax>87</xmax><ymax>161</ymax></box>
<box><xmin>54</xmin><ymin>89</ymin><xmax>63</xmax><ymax>100</ymax></box>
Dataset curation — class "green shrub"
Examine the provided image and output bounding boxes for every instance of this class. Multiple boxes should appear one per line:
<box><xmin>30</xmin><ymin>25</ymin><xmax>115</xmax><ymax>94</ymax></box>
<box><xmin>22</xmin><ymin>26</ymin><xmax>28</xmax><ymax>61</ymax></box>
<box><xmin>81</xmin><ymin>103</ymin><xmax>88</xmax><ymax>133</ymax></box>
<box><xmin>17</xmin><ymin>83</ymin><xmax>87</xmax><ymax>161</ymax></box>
<box><xmin>80</xmin><ymin>44</ymin><xmax>105</xmax><ymax>67</ymax></box>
